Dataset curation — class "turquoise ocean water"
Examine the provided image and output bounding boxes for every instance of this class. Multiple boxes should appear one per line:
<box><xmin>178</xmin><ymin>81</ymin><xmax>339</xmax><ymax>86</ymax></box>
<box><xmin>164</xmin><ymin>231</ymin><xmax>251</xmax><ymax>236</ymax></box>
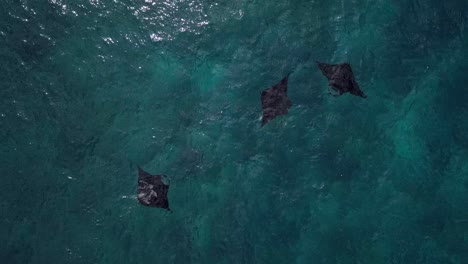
<box><xmin>1</xmin><ymin>0</ymin><xmax>467</xmax><ymax>263</ymax></box>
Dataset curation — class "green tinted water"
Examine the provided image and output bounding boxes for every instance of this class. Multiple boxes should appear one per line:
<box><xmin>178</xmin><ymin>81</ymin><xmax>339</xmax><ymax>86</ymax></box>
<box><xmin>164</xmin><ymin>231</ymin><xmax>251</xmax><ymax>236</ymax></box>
<box><xmin>0</xmin><ymin>0</ymin><xmax>467</xmax><ymax>263</ymax></box>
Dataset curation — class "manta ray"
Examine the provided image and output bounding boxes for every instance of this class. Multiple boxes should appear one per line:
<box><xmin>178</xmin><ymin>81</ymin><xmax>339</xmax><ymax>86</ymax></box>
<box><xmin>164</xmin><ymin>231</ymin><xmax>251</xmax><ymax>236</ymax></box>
<box><xmin>316</xmin><ymin>62</ymin><xmax>367</xmax><ymax>98</ymax></box>
<box><xmin>137</xmin><ymin>166</ymin><xmax>170</xmax><ymax>210</ymax></box>
<box><xmin>260</xmin><ymin>74</ymin><xmax>292</xmax><ymax>126</ymax></box>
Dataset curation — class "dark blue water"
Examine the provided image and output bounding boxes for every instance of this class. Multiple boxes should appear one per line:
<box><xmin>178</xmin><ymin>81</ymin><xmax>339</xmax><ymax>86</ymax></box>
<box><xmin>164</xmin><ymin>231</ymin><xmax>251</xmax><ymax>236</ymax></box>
<box><xmin>1</xmin><ymin>0</ymin><xmax>467</xmax><ymax>263</ymax></box>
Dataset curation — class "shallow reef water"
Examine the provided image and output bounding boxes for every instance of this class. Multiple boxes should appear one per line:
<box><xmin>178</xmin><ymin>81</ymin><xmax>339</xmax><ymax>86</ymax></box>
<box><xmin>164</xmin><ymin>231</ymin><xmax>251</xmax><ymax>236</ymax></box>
<box><xmin>0</xmin><ymin>0</ymin><xmax>467</xmax><ymax>263</ymax></box>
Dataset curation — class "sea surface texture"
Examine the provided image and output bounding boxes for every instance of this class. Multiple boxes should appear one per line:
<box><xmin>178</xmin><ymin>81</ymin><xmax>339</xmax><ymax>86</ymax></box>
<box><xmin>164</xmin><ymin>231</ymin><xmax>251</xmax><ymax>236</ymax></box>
<box><xmin>1</xmin><ymin>0</ymin><xmax>467</xmax><ymax>263</ymax></box>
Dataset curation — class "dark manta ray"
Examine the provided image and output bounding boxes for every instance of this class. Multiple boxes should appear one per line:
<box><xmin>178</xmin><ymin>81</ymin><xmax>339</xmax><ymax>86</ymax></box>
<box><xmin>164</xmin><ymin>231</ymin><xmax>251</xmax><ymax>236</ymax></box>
<box><xmin>137</xmin><ymin>166</ymin><xmax>170</xmax><ymax>210</ymax></box>
<box><xmin>260</xmin><ymin>74</ymin><xmax>292</xmax><ymax>126</ymax></box>
<box><xmin>316</xmin><ymin>62</ymin><xmax>367</xmax><ymax>98</ymax></box>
